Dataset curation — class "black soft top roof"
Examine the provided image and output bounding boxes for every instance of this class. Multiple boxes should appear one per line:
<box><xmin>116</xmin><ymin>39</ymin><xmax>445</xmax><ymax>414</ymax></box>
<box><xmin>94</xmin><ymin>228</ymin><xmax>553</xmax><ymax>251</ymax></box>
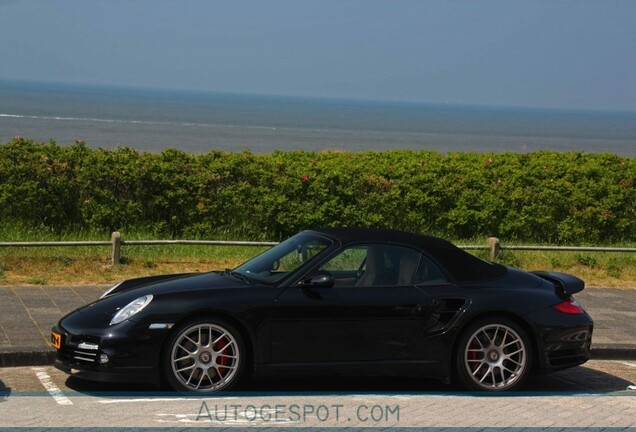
<box><xmin>310</xmin><ymin>228</ymin><xmax>507</xmax><ymax>283</ymax></box>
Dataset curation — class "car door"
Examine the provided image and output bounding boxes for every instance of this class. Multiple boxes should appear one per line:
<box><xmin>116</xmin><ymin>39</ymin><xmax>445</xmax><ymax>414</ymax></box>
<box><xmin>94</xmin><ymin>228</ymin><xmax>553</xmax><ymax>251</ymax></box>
<box><xmin>269</xmin><ymin>243</ymin><xmax>432</xmax><ymax>364</ymax></box>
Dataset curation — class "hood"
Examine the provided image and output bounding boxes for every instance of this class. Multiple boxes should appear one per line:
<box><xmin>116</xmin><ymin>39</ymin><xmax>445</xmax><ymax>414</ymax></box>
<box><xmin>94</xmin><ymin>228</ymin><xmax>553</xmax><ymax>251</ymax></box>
<box><xmin>77</xmin><ymin>271</ymin><xmax>247</xmax><ymax>317</ymax></box>
<box><xmin>101</xmin><ymin>272</ymin><xmax>198</xmax><ymax>298</ymax></box>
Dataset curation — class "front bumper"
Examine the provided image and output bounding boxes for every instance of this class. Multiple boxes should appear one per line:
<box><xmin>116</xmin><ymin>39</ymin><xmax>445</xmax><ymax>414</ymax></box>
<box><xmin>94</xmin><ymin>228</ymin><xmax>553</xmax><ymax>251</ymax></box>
<box><xmin>51</xmin><ymin>320</ymin><xmax>164</xmax><ymax>385</ymax></box>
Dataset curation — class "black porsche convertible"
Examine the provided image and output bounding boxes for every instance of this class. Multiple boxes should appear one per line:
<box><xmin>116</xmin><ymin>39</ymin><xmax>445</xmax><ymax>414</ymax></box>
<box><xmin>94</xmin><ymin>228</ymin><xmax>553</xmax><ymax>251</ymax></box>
<box><xmin>52</xmin><ymin>228</ymin><xmax>593</xmax><ymax>392</ymax></box>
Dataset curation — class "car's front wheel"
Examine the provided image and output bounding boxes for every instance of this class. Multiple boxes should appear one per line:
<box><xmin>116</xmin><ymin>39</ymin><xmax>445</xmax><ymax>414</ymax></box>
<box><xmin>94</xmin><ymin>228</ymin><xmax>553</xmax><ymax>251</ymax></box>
<box><xmin>164</xmin><ymin>318</ymin><xmax>244</xmax><ymax>392</ymax></box>
<box><xmin>455</xmin><ymin>316</ymin><xmax>532</xmax><ymax>391</ymax></box>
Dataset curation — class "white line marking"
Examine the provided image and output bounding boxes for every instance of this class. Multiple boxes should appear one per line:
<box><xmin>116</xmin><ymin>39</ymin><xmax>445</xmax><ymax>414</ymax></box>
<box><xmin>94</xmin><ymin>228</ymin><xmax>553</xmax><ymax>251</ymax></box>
<box><xmin>98</xmin><ymin>397</ymin><xmax>238</xmax><ymax>404</ymax></box>
<box><xmin>615</xmin><ymin>361</ymin><xmax>636</xmax><ymax>369</ymax></box>
<box><xmin>154</xmin><ymin>410</ymin><xmax>297</xmax><ymax>424</ymax></box>
<box><xmin>32</xmin><ymin>367</ymin><xmax>73</xmax><ymax>406</ymax></box>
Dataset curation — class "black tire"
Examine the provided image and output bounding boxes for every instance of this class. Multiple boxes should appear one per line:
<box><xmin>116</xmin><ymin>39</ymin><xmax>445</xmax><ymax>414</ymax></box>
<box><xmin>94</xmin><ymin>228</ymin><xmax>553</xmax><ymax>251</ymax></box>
<box><xmin>163</xmin><ymin>317</ymin><xmax>245</xmax><ymax>393</ymax></box>
<box><xmin>454</xmin><ymin>316</ymin><xmax>532</xmax><ymax>392</ymax></box>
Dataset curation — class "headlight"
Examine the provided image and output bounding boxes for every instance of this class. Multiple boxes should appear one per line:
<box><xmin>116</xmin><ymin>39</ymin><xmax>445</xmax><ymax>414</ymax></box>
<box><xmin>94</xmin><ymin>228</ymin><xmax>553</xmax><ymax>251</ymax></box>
<box><xmin>100</xmin><ymin>281</ymin><xmax>124</xmax><ymax>299</ymax></box>
<box><xmin>110</xmin><ymin>295</ymin><xmax>153</xmax><ymax>325</ymax></box>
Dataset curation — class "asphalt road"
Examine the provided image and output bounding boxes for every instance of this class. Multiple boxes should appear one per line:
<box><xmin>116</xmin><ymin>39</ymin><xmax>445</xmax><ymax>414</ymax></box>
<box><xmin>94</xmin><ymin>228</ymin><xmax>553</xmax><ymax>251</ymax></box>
<box><xmin>1</xmin><ymin>360</ymin><xmax>635</xmax><ymax>429</ymax></box>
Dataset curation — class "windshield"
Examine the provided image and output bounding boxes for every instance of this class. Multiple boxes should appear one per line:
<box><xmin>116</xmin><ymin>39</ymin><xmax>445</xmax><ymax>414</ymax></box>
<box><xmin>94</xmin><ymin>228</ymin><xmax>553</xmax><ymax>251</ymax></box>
<box><xmin>232</xmin><ymin>232</ymin><xmax>332</xmax><ymax>284</ymax></box>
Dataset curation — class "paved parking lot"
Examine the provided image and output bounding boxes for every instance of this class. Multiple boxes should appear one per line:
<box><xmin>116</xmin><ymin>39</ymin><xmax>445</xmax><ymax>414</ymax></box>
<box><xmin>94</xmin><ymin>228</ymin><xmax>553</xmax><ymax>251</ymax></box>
<box><xmin>1</xmin><ymin>360</ymin><xmax>635</xmax><ymax>429</ymax></box>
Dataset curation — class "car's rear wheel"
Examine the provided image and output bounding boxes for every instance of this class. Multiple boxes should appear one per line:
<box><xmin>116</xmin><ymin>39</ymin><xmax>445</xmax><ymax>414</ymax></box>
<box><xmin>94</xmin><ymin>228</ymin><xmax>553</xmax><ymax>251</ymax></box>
<box><xmin>455</xmin><ymin>316</ymin><xmax>532</xmax><ymax>391</ymax></box>
<box><xmin>164</xmin><ymin>318</ymin><xmax>244</xmax><ymax>392</ymax></box>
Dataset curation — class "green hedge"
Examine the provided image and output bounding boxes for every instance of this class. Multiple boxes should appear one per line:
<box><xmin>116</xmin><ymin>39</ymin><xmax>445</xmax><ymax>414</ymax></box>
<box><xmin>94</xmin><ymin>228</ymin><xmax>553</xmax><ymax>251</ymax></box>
<box><xmin>1</xmin><ymin>138</ymin><xmax>634</xmax><ymax>243</ymax></box>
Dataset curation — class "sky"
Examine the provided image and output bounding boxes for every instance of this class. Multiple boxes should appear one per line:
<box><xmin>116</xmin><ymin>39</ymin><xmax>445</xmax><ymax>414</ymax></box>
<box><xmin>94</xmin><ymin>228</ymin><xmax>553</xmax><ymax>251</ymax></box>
<box><xmin>1</xmin><ymin>0</ymin><xmax>635</xmax><ymax>111</ymax></box>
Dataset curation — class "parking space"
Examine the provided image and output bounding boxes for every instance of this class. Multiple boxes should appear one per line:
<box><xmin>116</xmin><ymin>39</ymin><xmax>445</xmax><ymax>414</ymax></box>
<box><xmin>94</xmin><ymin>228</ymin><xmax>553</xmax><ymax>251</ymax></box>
<box><xmin>0</xmin><ymin>360</ymin><xmax>634</xmax><ymax>428</ymax></box>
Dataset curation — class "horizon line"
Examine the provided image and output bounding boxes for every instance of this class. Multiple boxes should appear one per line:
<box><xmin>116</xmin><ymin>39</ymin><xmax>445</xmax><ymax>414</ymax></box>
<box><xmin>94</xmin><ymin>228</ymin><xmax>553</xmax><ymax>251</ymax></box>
<box><xmin>2</xmin><ymin>77</ymin><xmax>635</xmax><ymax>116</ymax></box>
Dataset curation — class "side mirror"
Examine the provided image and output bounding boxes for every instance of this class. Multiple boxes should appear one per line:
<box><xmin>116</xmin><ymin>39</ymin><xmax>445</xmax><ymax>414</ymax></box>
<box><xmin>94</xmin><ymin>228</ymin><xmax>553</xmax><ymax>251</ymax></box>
<box><xmin>300</xmin><ymin>272</ymin><xmax>334</xmax><ymax>288</ymax></box>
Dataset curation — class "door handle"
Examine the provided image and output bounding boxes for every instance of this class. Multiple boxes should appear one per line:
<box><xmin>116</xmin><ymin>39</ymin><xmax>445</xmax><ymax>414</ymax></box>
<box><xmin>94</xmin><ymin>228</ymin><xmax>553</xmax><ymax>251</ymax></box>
<box><xmin>395</xmin><ymin>304</ymin><xmax>423</xmax><ymax>315</ymax></box>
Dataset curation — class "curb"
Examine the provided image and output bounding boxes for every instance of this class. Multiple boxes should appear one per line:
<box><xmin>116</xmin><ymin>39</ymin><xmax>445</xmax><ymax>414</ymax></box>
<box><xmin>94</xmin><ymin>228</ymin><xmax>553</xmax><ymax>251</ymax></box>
<box><xmin>590</xmin><ymin>344</ymin><xmax>636</xmax><ymax>360</ymax></box>
<box><xmin>1</xmin><ymin>345</ymin><xmax>636</xmax><ymax>368</ymax></box>
<box><xmin>0</xmin><ymin>349</ymin><xmax>56</xmax><ymax>368</ymax></box>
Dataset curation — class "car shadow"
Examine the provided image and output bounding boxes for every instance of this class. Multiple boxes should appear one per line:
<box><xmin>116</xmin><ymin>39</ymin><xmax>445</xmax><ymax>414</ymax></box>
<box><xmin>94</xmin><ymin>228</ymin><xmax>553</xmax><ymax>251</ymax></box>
<box><xmin>243</xmin><ymin>365</ymin><xmax>634</xmax><ymax>395</ymax></box>
<box><xmin>525</xmin><ymin>365</ymin><xmax>634</xmax><ymax>393</ymax></box>
<box><xmin>0</xmin><ymin>379</ymin><xmax>10</xmax><ymax>402</ymax></box>
<box><xmin>63</xmin><ymin>365</ymin><xmax>633</xmax><ymax>397</ymax></box>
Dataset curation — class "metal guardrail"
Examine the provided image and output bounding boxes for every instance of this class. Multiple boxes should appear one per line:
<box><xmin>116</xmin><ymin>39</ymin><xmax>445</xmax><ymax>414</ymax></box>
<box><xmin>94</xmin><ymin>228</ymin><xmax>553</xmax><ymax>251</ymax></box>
<box><xmin>0</xmin><ymin>232</ymin><xmax>281</xmax><ymax>265</ymax></box>
<box><xmin>0</xmin><ymin>232</ymin><xmax>634</xmax><ymax>265</ymax></box>
<box><xmin>457</xmin><ymin>244</ymin><xmax>636</xmax><ymax>253</ymax></box>
<box><xmin>499</xmin><ymin>246</ymin><xmax>635</xmax><ymax>252</ymax></box>
<box><xmin>0</xmin><ymin>241</ymin><xmax>112</xmax><ymax>247</ymax></box>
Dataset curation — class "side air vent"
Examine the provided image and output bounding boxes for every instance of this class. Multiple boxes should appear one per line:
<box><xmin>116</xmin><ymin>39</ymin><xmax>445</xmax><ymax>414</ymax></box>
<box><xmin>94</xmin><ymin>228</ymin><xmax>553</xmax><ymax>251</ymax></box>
<box><xmin>426</xmin><ymin>298</ymin><xmax>467</xmax><ymax>332</ymax></box>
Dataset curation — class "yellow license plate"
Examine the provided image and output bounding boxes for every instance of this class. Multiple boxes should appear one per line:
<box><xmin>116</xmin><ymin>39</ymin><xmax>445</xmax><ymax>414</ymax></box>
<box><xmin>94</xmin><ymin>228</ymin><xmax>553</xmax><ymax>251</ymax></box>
<box><xmin>51</xmin><ymin>332</ymin><xmax>61</xmax><ymax>349</ymax></box>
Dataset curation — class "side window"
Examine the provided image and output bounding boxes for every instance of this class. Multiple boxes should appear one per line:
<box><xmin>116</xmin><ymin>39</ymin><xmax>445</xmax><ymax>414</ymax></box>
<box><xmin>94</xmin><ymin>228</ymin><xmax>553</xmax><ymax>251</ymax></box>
<box><xmin>414</xmin><ymin>255</ymin><xmax>448</xmax><ymax>285</ymax></box>
<box><xmin>277</xmin><ymin>240</ymin><xmax>327</xmax><ymax>272</ymax></box>
<box><xmin>319</xmin><ymin>244</ymin><xmax>422</xmax><ymax>287</ymax></box>
<box><xmin>321</xmin><ymin>246</ymin><xmax>367</xmax><ymax>272</ymax></box>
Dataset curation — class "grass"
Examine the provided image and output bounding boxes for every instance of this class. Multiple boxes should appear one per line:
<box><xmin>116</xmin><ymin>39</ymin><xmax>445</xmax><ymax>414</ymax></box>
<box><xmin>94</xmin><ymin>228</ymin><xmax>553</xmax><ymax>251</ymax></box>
<box><xmin>0</xmin><ymin>228</ymin><xmax>634</xmax><ymax>288</ymax></box>
<box><xmin>0</xmin><ymin>243</ymin><xmax>268</xmax><ymax>286</ymax></box>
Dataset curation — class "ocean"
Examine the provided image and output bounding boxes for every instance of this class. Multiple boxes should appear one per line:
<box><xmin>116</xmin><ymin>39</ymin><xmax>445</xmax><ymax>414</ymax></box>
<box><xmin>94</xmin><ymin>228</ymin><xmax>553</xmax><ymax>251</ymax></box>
<box><xmin>1</xmin><ymin>79</ymin><xmax>635</xmax><ymax>156</ymax></box>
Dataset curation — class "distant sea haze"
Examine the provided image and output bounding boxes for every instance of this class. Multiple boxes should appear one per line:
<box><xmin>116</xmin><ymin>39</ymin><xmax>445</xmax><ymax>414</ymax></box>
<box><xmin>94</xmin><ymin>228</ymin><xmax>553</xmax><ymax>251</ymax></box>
<box><xmin>1</xmin><ymin>80</ymin><xmax>635</xmax><ymax>157</ymax></box>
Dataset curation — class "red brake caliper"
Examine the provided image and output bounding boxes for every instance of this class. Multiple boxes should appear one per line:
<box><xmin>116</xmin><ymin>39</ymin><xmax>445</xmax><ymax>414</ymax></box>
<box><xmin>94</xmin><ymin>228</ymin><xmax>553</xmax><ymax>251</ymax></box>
<box><xmin>468</xmin><ymin>341</ymin><xmax>479</xmax><ymax>371</ymax></box>
<box><xmin>214</xmin><ymin>338</ymin><xmax>229</xmax><ymax>377</ymax></box>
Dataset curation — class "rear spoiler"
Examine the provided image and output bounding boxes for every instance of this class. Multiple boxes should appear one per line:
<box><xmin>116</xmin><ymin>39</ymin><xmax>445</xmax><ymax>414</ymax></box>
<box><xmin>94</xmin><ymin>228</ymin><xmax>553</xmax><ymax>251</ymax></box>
<box><xmin>531</xmin><ymin>271</ymin><xmax>585</xmax><ymax>296</ymax></box>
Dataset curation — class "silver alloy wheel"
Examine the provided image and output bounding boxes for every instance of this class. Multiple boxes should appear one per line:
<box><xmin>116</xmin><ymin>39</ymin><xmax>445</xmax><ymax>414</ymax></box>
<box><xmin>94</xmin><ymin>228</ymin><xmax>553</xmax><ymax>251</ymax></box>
<box><xmin>464</xmin><ymin>323</ymin><xmax>526</xmax><ymax>390</ymax></box>
<box><xmin>170</xmin><ymin>323</ymin><xmax>240</xmax><ymax>392</ymax></box>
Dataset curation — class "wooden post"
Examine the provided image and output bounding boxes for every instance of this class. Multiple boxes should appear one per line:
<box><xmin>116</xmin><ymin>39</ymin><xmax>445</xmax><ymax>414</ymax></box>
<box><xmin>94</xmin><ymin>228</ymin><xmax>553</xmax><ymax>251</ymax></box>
<box><xmin>487</xmin><ymin>237</ymin><xmax>501</xmax><ymax>261</ymax></box>
<box><xmin>111</xmin><ymin>231</ymin><xmax>121</xmax><ymax>266</ymax></box>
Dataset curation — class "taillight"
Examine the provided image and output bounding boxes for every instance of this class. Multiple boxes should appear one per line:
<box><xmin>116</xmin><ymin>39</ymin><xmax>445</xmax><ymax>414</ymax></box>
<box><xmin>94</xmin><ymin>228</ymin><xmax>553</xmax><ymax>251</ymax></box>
<box><xmin>553</xmin><ymin>297</ymin><xmax>584</xmax><ymax>314</ymax></box>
